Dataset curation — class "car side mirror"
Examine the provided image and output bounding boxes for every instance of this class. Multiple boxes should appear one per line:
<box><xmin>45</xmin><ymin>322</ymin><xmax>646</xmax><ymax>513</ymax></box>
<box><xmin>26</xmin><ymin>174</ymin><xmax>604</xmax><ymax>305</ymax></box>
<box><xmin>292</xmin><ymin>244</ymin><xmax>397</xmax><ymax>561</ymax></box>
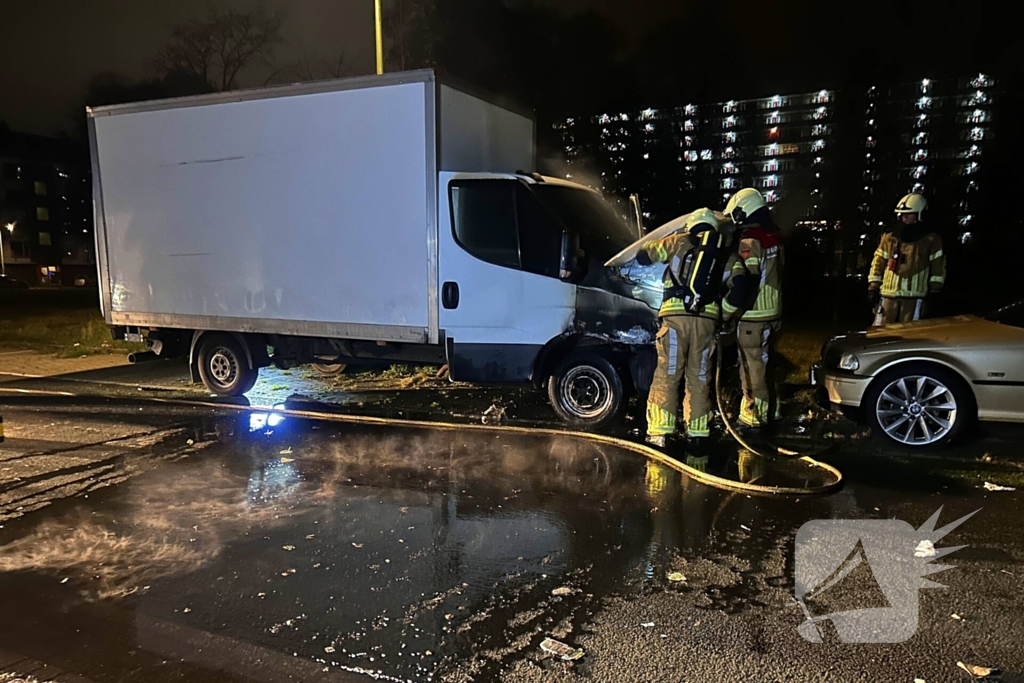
<box><xmin>559</xmin><ymin>230</ymin><xmax>580</xmax><ymax>281</ymax></box>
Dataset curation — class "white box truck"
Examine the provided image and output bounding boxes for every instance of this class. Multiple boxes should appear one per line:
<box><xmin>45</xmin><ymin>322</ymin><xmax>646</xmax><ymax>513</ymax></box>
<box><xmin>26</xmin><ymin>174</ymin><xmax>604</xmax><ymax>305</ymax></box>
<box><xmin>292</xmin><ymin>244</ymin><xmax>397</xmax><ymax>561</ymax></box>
<box><xmin>88</xmin><ymin>70</ymin><xmax>657</xmax><ymax>428</ymax></box>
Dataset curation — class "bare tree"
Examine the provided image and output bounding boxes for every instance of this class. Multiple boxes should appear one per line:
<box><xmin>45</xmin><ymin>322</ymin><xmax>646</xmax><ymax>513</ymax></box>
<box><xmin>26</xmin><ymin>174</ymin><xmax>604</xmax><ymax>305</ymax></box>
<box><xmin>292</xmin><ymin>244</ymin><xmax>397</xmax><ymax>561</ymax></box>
<box><xmin>384</xmin><ymin>0</ymin><xmax>436</xmax><ymax>72</ymax></box>
<box><xmin>264</xmin><ymin>52</ymin><xmax>352</xmax><ymax>85</ymax></box>
<box><xmin>155</xmin><ymin>7</ymin><xmax>285</xmax><ymax>91</ymax></box>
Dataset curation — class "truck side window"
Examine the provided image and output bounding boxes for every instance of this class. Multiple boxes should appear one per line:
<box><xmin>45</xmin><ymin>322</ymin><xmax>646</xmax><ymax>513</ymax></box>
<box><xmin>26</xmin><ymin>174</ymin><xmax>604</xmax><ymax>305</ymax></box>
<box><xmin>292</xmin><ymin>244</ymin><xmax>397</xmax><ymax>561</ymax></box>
<box><xmin>450</xmin><ymin>181</ymin><xmax>520</xmax><ymax>270</ymax></box>
<box><xmin>516</xmin><ymin>185</ymin><xmax>563</xmax><ymax>279</ymax></box>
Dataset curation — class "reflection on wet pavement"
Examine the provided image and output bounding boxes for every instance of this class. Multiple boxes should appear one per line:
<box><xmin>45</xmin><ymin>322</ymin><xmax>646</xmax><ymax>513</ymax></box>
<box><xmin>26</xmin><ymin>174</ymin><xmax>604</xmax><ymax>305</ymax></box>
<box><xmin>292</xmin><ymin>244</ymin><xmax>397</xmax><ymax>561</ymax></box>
<box><xmin>0</xmin><ymin>409</ymin><xmax>827</xmax><ymax>682</ymax></box>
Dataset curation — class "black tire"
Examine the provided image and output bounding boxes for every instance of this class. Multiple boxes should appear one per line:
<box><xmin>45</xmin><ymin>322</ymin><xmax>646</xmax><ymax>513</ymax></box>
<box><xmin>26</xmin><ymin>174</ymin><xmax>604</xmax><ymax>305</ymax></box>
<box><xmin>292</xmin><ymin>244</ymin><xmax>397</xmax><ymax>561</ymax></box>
<box><xmin>547</xmin><ymin>352</ymin><xmax>625</xmax><ymax>430</ymax></box>
<box><xmin>863</xmin><ymin>361</ymin><xmax>973</xmax><ymax>450</ymax></box>
<box><xmin>311</xmin><ymin>363</ymin><xmax>347</xmax><ymax>377</ymax></box>
<box><xmin>197</xmin><ymin>333</ymin><xmax>258</xmax><ymax>397</ymax></box>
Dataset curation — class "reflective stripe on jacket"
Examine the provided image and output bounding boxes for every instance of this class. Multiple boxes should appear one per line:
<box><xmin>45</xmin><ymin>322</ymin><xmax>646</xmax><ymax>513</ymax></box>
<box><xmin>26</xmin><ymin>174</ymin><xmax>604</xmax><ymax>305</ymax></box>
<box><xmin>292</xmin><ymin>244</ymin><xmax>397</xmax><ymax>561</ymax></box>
<box><xmin>733</xmin><ymin>227</ymin><xmax>783</xmax><ymax>322</ymax></box>
<box><xmin>868</xmin><ymin>231</ymin><xmax>945</xmax><ymax>298</ymax></box>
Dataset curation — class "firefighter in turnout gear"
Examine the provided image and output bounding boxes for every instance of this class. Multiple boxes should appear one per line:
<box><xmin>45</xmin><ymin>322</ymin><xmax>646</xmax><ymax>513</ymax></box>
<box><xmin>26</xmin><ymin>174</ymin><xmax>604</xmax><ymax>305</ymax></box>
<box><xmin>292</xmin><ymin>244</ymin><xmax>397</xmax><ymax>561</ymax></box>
<box><xmin>868</xmin><ymin>193</ymin><xmax>946</xmax><ymax>325</ymax></box>
<box><xmin>724</xmin><ymin>188</ymin><xmax>784</xmax><ymax>430</ymax></box>
<box><xmin>635</xmin><ymin>208</ymin><xmax>739</xmax><ymax>447</ymax></box>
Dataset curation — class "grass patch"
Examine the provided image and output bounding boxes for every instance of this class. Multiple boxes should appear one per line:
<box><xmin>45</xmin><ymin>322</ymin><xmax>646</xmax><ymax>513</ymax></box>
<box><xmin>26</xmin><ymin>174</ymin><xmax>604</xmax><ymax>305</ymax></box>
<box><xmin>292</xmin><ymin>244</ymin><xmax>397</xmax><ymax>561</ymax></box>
<box><xmin>0</xmin><ymin>290</ymin><xmax>144</xmax><ymax>356</ymax></box>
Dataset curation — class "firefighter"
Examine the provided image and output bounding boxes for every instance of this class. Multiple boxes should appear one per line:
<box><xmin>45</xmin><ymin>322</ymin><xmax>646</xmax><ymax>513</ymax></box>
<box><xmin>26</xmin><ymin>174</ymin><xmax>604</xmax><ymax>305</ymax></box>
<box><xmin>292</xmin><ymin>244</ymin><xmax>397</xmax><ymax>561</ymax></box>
<box><xmin>723</xmin><ymin>188</ymin><xmax>784</xmax><ymax>431</ymax></box>
<box><xmin>635</xmin><ymin>208</ymin><xmax>739</xmax><ymax>448</ymax></box>
<box><xmin>867</xmin><ymin>193</ymin><xmax>946</xmax><ymax>325</ymax></box>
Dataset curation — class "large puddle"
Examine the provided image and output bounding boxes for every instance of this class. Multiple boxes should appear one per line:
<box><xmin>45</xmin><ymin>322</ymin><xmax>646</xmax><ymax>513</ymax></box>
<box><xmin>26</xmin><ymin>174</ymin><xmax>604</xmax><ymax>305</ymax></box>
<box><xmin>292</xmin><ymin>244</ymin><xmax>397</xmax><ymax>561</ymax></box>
<box><xmin>0</xmin><ymin>411</ymin><xmax>844</xmax><ymax>682</ymax></box>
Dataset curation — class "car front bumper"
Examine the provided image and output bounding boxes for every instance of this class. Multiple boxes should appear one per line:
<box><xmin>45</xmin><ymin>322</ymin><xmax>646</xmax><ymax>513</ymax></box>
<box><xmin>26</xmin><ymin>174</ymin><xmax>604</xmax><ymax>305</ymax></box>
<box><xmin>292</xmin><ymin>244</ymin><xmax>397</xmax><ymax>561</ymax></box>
<box><xmin>822</xmin><ymin>372</ymin><xmax>872</xmax><ymax>407</ymax></box>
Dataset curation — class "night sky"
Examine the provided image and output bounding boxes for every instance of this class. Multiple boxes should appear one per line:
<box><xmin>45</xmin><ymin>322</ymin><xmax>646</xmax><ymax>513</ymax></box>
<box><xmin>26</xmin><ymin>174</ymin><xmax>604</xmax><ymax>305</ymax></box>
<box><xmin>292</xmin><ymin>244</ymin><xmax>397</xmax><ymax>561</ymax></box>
<box><xmin>1</xmin><ymin>0</ymin><xmax>1017</xmax><ymax>137</ymax></box>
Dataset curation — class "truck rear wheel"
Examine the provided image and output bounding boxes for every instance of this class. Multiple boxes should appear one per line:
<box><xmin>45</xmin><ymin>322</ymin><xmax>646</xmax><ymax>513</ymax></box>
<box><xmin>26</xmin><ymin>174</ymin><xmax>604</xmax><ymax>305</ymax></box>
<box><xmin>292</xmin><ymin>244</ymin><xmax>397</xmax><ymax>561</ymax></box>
<box><xmin>197</xmin><ymin>334</ymin><xmax>258</xmax><ymax>397</ymax></box>
<box><xmin>312</xmin><ymin>362</ymin><xmax>347</xmax><ymax>377</ymax></box>
<box><xmin>548</xmin><ymin>353</ymin><xmax>625</xmax><ymax>430</ymax></box>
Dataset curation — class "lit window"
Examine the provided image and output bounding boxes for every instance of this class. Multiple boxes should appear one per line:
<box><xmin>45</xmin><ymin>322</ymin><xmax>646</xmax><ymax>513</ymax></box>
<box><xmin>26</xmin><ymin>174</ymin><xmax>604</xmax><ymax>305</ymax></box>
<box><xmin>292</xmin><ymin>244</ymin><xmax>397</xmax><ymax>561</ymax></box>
<box><xmin>684</xmin><ymin>135</ymin><xmax>695</xmax><ymax>147</ymax></box>
<box><xmin>912</xmin><ymin>165</ymin><xmax>928</xmax><ymax>179</ymax></box>
<box><xmin>684</xmin><ymin>104</ymin><xmax>696</xmax><ymax>115</ymax></box>
<box><xmin>765</xmin><ymin>190</ymin><xmax>779</xmax><ymax>202</ymax></box>
<box><xmin>814</xmin><ymin>90</ymin><xmax>831</xmax><ymax>104</ymax></box>
<box><xmin>766</xmin><ymin>143</ymin><xmax>779</xmax><ymax>157</ymax></box>
<box><xmin>765</xmin><ymin>160</ymin><xmax>779</xmax><ymax>172</ymax></box>
<box><xmin>959</xmin><ymin>231</ymin><xmax>974</xmax><ymax>245</ymax></box>
<box><xmin>971</xmin><ymin>73</ymin><xmax>991</xmax><ymax>88</ymax></box>
<box><xmin>700</xmin><ymin>149</ymin><xmax>713</xmax><ymax>161</ymax></box>
<box><xmin>643</xmin><ymin>153</ymin><xmax>650</xmax><ymax>160</ymax></box>
<box><xmin>965</xmin><ymin>162</ymin><xmax>979</xmax><ymax>175</ymax></box>
<box><xmin>684</xmin><ymin>151</ymin><xmax>698</xmax><ymax>162</ymax></box>
<box><xmin>967</xmin><ymin>181</ymin><xmax>979</xmax><ymax>192</ymax></box>
<box><xmin>913</xmin><ymin>132</ymin><xmax>929</xmax><ymax>145</ymax></box>
<box><xmin>917</xmin><ymin>96</ymin><xmax>932</xmax><ymax>110</ymax></box>
<box><xmin>967</xmin><ymin>145</ymin><xmax>980</xmax><ymax>158</ymax></box>
<box><xmin>969</xmin><ymin>109</ymin><xmax>987</xmax><ymax>124</ymax></box>
<box><xmin>865</xmin><ymin>136</ymin><xmax>876</xmax><ymax>149</ymax></box>
<box><xmin>921</xmin><ymin>78</ymin><xmax>931</xmax><ymax>92</ymax></box>
<box><xmin>37</xmin><ymin>207</ymin><xmax>50</xmax><ymax>221</ymax></box>
<box><xmin>723</xmin><ymin>146</ymin><xmax>736</xmax><ymax>158</ymax></box>
<box><xmin>684</xmin><ymin>119</ymin><xmax>695</xmax><ymax>132</ymax></box>
<box><xmin>912</xmin><ymin>183</ymin><xmax>925</xmax><ymax>193</ymax></box>
<box><xmin>812</xmin><ymin>139</ymin><xmax>826</xmax><ymax>152</ymax></box>
<box><xmin>597</xmin><ymin>114</ymin><xmax>612</xmax><ymax>124</ymax></box>
<box><xmin>619</xmin><ymin>114</ymin><xmax>630</xmax><ymax>122</ymax></box>
<box><xmin>721</xmin><ymin>178</ymin><xmax>738</xmax><ymax>190</ymax></box>
<box><xmin>767</xmin><ymin>111</ymin><xmax>781</xmax><ymax>124</ymax></box>
<box><xmin>959</xmin><ymin>215</ymin><xmax>973</xmax><ymax>226</ymax></box>
<box><xmin>813</xmin><ymin>156</ymin><xmax>824</xmax><ymax>165</ymax></box>
<box><xmin>39</xmin><ymin>231</ymin><xmax>52</xmax><ymax>246</ymax></box>
<box><xmin>640</xmin><ymin>108</ymin><xmax>657</xmax><ymax>121</ymax></box>
<box><xmin>723</xmin><ymin>116</ymin><xmax>737</xmax><ymax>129</ymax></box>
<box><xmin>867</xmin><ymin>119</ymin><xmax>876</xmax><ymax>127</ymax></box>
<box><xmin>768</xmin><ymin>127</ymin><xmax>779</xmax><ymax>139</ymax></box>
<box><xmin>968</xmin><ymin>91</ymin><xmax>988</xmax><ymax>106</ymax></box>
<box><xmin>813</xmin><ymin>107</ymin><xmax>828</xmax><ymax>120</ymax></box>
<box><xmin>724</xmin><ymin>131</ymin><xmax>737</xmax><ymax>143</ymax></box>
<box><xmin>722</xmin><ymin>162</ymin><xmax>737</xmax><ymax>174</ymax></box>
<box><xmin>34</xmin><ymin>181</ymin><xmax>48</xmax><ymax>196</ymax></box>
<box><xmin>763</xmin><ymin>175</ymin><xmax>778</xmax><ymax>188</ymax></box>
<box><xmin>724</xmin><ymin>100</ymin><xmax>738</xmax><ymax>113</ymax></box>
<box><xmin>916</xmin><ymin>114</ymin><xmax>929</xmax><ymax>128</ymax></box>
<box><xmin>644</xmin><ymin>123</ymin><xmax>655</xmax><ymax>134</ymax></box>
<box><xmin>914</xmin><ymin>149</ymin><xmax>928</xmax><ymax>161</ymax></box>
<box><xmin>970</xmin><ymin>127</ymin><xmax>985</xmax><ymax>141</ymax></box>
<box><xmin>769</xmin><ymin>95</ymin><xmax>782</xmax><ymax>108</ymax></box>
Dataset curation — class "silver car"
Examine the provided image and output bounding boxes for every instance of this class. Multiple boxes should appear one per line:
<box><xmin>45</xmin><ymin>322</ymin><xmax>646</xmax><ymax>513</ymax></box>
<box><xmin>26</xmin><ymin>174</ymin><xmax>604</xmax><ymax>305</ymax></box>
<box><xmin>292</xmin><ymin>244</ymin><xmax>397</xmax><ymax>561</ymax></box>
<box><xmin>812</xmin><ymin>301</ymin><xmax>1024</xmax><ymax>449</ymax></box>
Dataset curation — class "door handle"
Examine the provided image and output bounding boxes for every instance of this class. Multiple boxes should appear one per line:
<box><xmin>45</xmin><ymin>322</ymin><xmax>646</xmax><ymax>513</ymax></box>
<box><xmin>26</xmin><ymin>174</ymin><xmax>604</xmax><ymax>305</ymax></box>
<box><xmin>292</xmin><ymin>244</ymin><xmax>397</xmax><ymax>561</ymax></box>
<box><xmin>442</xmin><ymin>281</ymin><xmax>460</xmax><ymax>309</ymax></box>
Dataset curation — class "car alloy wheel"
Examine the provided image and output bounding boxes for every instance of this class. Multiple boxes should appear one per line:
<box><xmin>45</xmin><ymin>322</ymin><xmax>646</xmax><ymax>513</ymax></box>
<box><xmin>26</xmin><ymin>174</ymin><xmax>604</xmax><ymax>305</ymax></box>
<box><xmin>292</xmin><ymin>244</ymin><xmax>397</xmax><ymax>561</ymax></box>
<box><xmin>875</xmin><ymin>374</ymin><xmax>957</xmax><ymax>446</ymax></box>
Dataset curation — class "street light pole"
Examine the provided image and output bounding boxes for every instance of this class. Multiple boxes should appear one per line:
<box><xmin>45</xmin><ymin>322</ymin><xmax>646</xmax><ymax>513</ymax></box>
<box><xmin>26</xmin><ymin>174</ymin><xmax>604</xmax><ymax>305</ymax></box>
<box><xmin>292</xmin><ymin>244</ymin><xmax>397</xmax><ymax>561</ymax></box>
<box><xmin>375</xmin><ymin>0</ymin><xmax>384</xmax><ymax>75</ymax></box>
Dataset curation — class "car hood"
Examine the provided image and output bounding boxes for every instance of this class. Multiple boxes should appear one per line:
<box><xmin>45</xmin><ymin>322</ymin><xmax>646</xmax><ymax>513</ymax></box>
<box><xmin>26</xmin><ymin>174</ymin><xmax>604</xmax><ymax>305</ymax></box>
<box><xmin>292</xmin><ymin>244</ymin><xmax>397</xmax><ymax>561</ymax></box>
<box><xmin>827</xmin><ymin>315</ymin><xmax>1024</xmax><ymax>358</ymax></box>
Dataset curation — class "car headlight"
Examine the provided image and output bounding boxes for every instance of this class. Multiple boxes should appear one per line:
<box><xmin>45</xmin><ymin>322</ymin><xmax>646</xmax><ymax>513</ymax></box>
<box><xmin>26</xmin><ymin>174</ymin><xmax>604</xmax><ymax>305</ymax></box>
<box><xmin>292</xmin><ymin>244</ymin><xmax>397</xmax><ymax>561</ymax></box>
<box><xmin>839</xmin><ymin>353</ymin><xmax>860</xmax><ymax>371</ymax></box>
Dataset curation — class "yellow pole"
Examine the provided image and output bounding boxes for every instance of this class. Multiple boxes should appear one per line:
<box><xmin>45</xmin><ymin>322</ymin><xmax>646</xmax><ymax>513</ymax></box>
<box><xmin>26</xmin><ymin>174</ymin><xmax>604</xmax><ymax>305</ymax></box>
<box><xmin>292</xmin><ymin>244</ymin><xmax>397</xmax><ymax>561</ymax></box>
<box><xmin>374</xmin><ymin>0</ymin><xmax>384</xmax><ymax>74</ymax></box>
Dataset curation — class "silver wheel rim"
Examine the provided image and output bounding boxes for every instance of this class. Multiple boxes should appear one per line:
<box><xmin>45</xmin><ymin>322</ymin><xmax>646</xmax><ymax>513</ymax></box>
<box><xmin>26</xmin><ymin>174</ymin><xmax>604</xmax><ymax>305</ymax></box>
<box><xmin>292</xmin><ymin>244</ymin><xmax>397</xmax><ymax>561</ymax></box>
<box><xmin>209</xmin><ymin>348</ymin><xmax>238</xmax><ymax>387</ymax></box>
<box><xmin>560</xmin><ymin>365</ymin><xmax>613</xmax><ymax>420</ymax></box>
<box><xmin>876</xmin><ymin>374</ymin><xmax>957</xmax><ymax>446</ymax></box>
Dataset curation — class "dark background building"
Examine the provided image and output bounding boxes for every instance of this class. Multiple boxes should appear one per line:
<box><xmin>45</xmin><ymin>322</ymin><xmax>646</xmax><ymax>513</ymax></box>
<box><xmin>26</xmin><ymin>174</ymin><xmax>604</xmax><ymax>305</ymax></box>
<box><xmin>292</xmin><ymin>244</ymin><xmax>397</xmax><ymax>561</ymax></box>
<box><xmin>0</xmin><ymin>124</ymin><xmax>94</xmax><ymax>285</ymax></box>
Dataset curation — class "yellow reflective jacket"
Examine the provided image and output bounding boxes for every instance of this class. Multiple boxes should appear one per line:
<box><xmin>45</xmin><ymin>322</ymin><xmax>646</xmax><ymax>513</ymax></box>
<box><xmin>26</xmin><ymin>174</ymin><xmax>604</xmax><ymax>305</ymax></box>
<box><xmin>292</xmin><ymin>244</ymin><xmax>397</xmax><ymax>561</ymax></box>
<box><xmin>868</xmin><ymin>230</ymin><xmax>945</xmax><ymax>298</ymax></box>
<box><xmin>640</xmin><ymin>232</ymin><xmax>735</xmax><ymax>320</ymax></box>
<box><xmin>726</xmin><ymin>226</ymin><xmax>784</xmax><ymax>322</ymax></box>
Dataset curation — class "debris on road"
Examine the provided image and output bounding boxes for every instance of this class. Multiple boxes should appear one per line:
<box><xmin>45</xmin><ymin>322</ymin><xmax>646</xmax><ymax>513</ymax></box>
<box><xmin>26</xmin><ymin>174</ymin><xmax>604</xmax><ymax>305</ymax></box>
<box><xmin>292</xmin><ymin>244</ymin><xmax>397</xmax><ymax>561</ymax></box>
<box><xmin>914</xmin><ymin>540</ymin><xmax>937</xmax><ymax>558</ymax></box>
<box><xmin>951</xmin><ymin>613</ymin><xmax>964</xmax><ymax>621</ymax></box>
<box><xmin>956</xmin><ymin>661</ymin><xmax>1001</xmax><ymax>680</ymax></box>
<box><xmin>482</xmin><ymin>404</ymin><xmax>506</xmax><ymax>425</ymax></box>
<box><xmin>551</xmin><ymin>586</ymin><xmax>574</xmax><ymax>596</ymax></box>
<box><xmin>666</xmin><ymin>572</ymin><xmax>687</xmax><ymax>583</ymax></box>
<box><xmin>280</xmin><ymin>447</ymin><xmax>294</xmax><ymax>455</ymax></box>
<box><xmin>983</xmin><ymin>482</ymin><xmax>1016</xmax><ymax>492</ymax></box>
<box><xmin>640</xmin><ymin>622</ymin><xmax>655</xmax><ymax>628</ymax></box>
<box><xmin>324</xmin><ymin>646</ymin><xmax>336</xmax><ymax>653</ymax></box>
<box><xmin>283</xmin><ymin>545</ymin><xmax>295</xmax><ymax>551</ymax></box>
<box><xmin>540</xmin><ymin>637</ymin><xmax>584</xmax><ymax>661</ymax></box>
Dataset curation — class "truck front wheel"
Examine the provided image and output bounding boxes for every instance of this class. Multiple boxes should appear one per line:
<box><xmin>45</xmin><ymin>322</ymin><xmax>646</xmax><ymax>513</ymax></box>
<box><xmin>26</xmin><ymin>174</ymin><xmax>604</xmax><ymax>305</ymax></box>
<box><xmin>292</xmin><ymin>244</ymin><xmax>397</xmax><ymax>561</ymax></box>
<box><xmin>548</xmin><ymin>353</ymin><xmax>625</xmax><ymax>430</ymax></box>
<box><xmin>197</xmin><ymin>334</ymin><xmax>258</xmax><ymax>397</ymax></box>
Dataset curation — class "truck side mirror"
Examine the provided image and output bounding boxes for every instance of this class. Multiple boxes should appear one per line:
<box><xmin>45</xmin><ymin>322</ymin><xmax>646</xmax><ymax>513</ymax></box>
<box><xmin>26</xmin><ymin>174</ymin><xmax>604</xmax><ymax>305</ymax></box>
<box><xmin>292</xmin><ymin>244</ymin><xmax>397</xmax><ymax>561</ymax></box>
<box><xmin>559</xmin><ymin>230</ymin><xmax>580</xmax><ymax>281</ymax></box>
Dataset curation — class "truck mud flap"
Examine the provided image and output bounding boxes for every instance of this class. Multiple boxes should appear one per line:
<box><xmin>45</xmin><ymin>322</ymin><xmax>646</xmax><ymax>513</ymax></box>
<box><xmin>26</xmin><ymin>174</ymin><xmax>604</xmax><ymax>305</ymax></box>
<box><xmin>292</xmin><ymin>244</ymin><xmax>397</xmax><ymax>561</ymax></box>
<box><xmin>629</xmin><ymin>346</ymin><xmax>656</xmax><ymax>394</ymax></box>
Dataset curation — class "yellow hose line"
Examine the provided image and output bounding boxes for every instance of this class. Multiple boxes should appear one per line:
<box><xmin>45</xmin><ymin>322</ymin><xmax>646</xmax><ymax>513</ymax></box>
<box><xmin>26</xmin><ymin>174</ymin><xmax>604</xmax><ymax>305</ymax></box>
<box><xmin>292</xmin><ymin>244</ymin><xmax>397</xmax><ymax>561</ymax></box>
<box><xmin>1</xmin><ymin>386</ymin><xmax>843</xmax><ymax>496</ymax></box>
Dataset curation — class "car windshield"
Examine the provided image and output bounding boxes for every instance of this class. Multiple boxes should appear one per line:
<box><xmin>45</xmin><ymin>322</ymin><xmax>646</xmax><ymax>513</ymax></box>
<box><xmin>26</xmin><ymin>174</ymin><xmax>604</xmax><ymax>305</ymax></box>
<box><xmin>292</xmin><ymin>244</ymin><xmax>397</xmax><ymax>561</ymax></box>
<box><xmin>530</xmin><ymin>184</ymin><xmax>635</xmax><ymax>264</ymax></box>
<box><xmin>983</xmin><ymin>300</ymin><xmax>1024</xmax><ymax>328</ymax></box>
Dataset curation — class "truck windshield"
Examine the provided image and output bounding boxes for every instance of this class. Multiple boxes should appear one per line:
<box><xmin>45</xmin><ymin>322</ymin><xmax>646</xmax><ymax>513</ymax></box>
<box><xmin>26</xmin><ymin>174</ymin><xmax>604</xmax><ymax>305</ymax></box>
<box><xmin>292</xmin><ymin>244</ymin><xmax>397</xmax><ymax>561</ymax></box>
<box><xmin>530</xmin><ymin>185</ymin><xmax>634</xmax><ymax>264</ymax></box>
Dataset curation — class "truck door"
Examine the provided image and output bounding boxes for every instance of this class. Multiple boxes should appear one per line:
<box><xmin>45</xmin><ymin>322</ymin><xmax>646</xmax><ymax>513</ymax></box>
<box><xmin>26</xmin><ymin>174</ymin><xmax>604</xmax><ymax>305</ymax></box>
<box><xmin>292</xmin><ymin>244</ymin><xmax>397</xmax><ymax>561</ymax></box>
<box><xmin>438</xmin><ymin>174</ymin><xmax>575</xmax><ymax>383</ymax></box>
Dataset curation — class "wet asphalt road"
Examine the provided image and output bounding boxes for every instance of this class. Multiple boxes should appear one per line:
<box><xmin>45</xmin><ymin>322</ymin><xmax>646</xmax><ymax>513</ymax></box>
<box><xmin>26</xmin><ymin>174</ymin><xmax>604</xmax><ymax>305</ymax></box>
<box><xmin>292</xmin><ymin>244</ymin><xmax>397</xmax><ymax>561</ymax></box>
<box><xmin>2</xmin><ymin>362</ymin><xmax>1024</xmax><ymax>682</ymax></box>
